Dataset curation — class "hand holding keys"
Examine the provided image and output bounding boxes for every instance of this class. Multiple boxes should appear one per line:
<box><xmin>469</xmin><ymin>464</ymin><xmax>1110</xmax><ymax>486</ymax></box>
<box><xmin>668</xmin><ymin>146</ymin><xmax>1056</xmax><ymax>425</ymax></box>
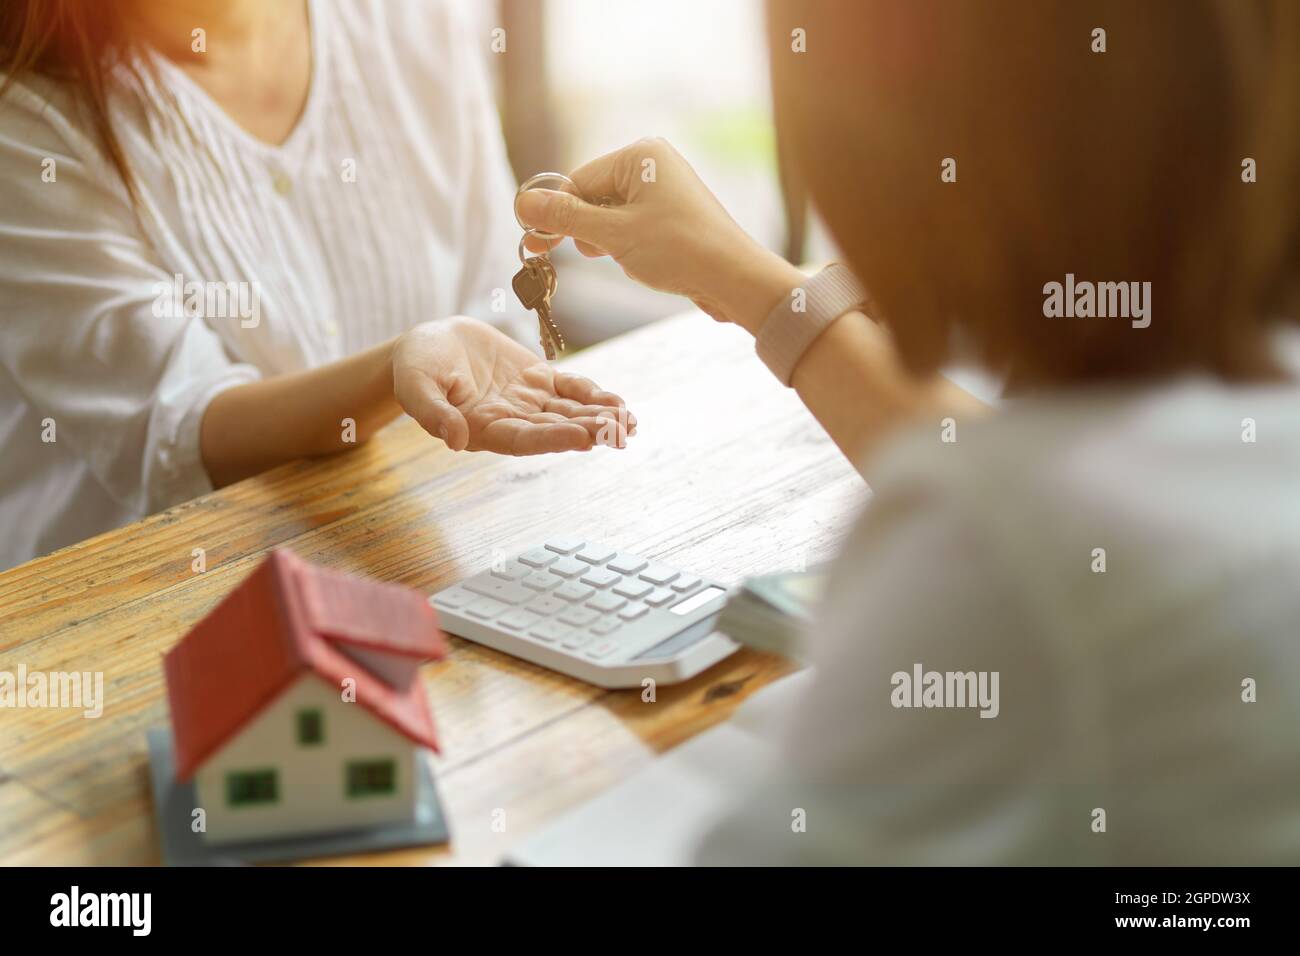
<box><xmin>513</xmin><ymin>172</ymin><xmax>577</xmax><ymax>360</ymax></box>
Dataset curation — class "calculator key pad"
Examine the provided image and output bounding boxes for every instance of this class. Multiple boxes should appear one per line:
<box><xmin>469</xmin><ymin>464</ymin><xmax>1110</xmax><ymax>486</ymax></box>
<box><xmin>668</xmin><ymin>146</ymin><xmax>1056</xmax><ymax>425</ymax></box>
<box><xmin>432</xmin><ymin>540</ymin><xmax>729</xmax><ymax>670</ymax></box>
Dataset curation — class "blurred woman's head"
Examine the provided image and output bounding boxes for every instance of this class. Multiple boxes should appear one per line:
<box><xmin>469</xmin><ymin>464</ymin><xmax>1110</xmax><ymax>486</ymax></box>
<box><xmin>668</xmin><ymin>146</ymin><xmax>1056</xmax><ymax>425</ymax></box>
<box><xmin>769</xmin><ymin>0</ymin><xmax>1300</xmax><ymax>385</ymax></box>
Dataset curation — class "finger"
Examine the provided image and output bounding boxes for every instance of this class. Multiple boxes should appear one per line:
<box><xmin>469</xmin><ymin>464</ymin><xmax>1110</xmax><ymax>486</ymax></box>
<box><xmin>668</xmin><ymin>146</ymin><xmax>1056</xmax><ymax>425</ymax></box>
<box><xmin>478</xmin><ymin>418</ymin><xmax>594</xmax><ymax>455</ymax></box>
<box><xmin>574</xmin><ymin>239</ymin><xmax>607</xmax><ymax>258</ymax></box>
<box><xmin>569</xmin><ymin>415</ymin><xmax>629</xmax><ymax>449</ymax></box>
<box><xmin>396</xmin><ymin>370</ymin><xmax>470</xmax><ymax>450</ymax></box>
<box><xmin>519</xmin><ymin>410</ymin><xmax>572</xmax><ymax>425</ymax></box>
<box><xmin>541</xmin><ymin>397</ymin><xmax>628</xmax><ymax>420</ymax></box>
<box><xmin>523</xmin><ymin>232</ymin><xmax>562</xmax><ymax>255</ymax></box>
<box><xmin>567</xmin><ymin>142</ymin><xmax>638</xmax><ymax>203</ymax></box>
<box><xmin>552</xmin><ymin>371</ymin><xmax>625</xmax><ymax>408</ymax></box>
<box><xmin>515</xmin><ymin>188</ymin><xmax>624</xmax><ymax>251</ymax></box>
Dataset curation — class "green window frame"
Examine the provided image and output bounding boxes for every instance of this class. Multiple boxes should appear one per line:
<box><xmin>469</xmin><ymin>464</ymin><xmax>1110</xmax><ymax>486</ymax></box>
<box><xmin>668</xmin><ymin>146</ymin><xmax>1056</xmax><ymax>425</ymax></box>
<box><xmin>226</xmin><ymin>769</ymin><xmax>278</xmax><ymax>807</ymax></box>
<box><xmin>296</xmin><ymin>708</ymin><xmax>324</xmax><ymax>746</ymax></box>
<box><xmin>345</xmin><ymin>759</ymin><xmax>397</xmax><ymax>799</ymax></box>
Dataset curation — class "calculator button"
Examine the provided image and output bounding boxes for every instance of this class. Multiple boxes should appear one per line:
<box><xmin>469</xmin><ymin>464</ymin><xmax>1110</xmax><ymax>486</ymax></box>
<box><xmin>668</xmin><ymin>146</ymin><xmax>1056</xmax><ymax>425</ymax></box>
<box><xmin>547</xmin><ymin>556</ymin><xmax>587</xmax><ymax>578</ymax></box>
<box><xmin>497</xmin><ymin>608</ymin><xmax>543</xmax><ymax>631</ymax></box>
<box><xmin>579</xmin><ymin>566</ymin><xmax>621</xmax><ymax>588</ymax></box>
<box><xmin>521</xmin><ymin>571</ymin><xmax>559</xmax><ymax>591</ymax></box>
<box><xmin>464</xmin><ymin>578</ymin><xmax>533</xmax><ymax>604</ymax></box>
<box><xmin>576</xmin><ymin>543</ymin><xmax>618</xmax><ymax>564</ymax></box>
<box><xmin>559</xmin><ymin>606</ymin><xmax>600</xmax><ymax>627</ymax></box>
<box><xmin>612</xmin><ymin>578</ymin><xmax>652</xmax><ymax>599</ymax></box>
<box><xmin>554</xmin><ymin>581</ymin><xmax>595</xmax><ymax>602</ymax></box>
<box><xmin>639</xmin><ymin>564</ymin><xmax>679</xmax><ymax>586</ymax></box>
<box><xmin>544</xmin><ymin>536</ymin><xmax>586</xmax><ymax>555</ymax></box>
<box><xmin>526</xmin><ymin>596</ymin><xmax>567</xmax><ymax>616</ymax></box>
<box><xmin>670</xmin><ymin>574</ymin><xmax>701</xmax><ymax>593</ymax></box>
<box><xmin>590</xmin><ymin>618</ymin><xmax>621</xmax><ymax>636</ymax></box>
<box><xmin>587</xmin><ymin>592</ymin><xmax>626</xmax><ymax>613</ymax></box>
<box><xmin>519</xmin><ymin>548</ymin><xmax>558</xmax><ymax>568</ymax></box>
<box><xmin>644</xmin><ymin>587</ymin><xmax>676</xmax><ymax>607</ymax></box>
<box><xmin>562</xmin><ymin>630</ymin><xmax>597</xmax><ymax>650</ymax></box>
<box><xmin>465</xmin><ymin>596</ymin><xmax>510</xmax><ymax>619</ymax></box>
<box><xmin>490</xmin><ymin>561</ymin><xmax>530</xmax><ymax>581</ymax></box>
<box><xmin>607</xmin><ymin>553</ymin><xmax>648</xmax><ymax>575</ymax></box>
<box><xmin>585</xmin><ymin>639</ymin><xmax>620</xmax><ymax>659</ymax></box>
<box><xmin>528</xmin><ymin>620</ymin><xmax>570</xmax><ymax>643</ymax></box>
<box><xmin>432</xmin><ymin>588</ymin><xmax>474</xmax><ymax>609</ymax></box>
<box><xmin>617</xmin><ymin>602</ymin><xmax>648</xmax><ymax>621</ymax></box>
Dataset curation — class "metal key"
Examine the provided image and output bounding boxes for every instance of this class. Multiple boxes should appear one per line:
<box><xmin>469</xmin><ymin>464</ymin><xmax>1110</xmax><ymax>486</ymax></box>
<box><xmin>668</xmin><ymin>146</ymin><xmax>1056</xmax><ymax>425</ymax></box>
<box><xmin>512</xmin><ymin>255</ymin><xmax>566</xmax><ymax>359</ymax></box>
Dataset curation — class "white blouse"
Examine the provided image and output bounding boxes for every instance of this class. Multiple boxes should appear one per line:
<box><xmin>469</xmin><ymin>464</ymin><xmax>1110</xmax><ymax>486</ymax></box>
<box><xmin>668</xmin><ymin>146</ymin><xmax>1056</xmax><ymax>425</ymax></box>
<box><xmin>0</xmin><ymin>0</ymin><xmax>532</xmax><ymax>571</ymax></box>
<box><xmin>697</xmin><ymin>378</ymin><xmax>1300</xmax><ymax>864</ymax></box>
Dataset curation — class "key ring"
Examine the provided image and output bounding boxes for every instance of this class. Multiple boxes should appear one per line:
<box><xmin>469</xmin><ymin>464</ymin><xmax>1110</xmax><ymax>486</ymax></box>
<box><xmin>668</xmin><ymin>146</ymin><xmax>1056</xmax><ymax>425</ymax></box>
<box><xmin>517</xmin><ymin>235</ymin><xmax>557</xmax><ymax>297</ymax></box>
<box><xmin>515</xmin><ymin>171</ymin><xmax>582</xmax><ymax>241</ymax></box>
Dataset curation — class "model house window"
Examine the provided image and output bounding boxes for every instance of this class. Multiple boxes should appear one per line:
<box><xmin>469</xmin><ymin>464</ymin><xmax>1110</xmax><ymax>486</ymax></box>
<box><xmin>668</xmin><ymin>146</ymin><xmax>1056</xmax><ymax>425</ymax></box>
<box><xmin>346</xmin><ymin>759</ymin><xmax>396</xmax><ymax>798</ymax></box>
<box><xmin>226</xmin><ymin>769</ymin><xmax>278</xmax><ymax>806</ymax></box>
<box><xmin>296</xmin><ymin>709</ymin><xmax>324</xmax><ymax>746</ymax></box>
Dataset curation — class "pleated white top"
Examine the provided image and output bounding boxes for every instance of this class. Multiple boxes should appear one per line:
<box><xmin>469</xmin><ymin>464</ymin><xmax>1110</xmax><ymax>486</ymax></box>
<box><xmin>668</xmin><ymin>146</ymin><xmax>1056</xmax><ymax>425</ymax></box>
<box><xmin>0</xmin><ymin>0</ymin><xmax>532</xmax><ymax>570</ymax></box>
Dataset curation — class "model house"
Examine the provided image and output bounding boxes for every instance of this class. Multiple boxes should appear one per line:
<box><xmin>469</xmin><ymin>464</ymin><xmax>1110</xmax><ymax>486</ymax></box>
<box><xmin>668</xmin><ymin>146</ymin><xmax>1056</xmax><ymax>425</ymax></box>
<box><xmin>163</xmin><ymin>549</ymin><xmax>448</xmax><ymax>846</ymax></box>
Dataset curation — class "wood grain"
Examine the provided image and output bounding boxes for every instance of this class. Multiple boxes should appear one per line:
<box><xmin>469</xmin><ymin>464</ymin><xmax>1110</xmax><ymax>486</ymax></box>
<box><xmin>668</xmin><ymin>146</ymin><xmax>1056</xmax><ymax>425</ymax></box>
<box><xmin>0</xmin><ymin>312</ymin><xmax>866</xmax><ymax>865</ymax></box>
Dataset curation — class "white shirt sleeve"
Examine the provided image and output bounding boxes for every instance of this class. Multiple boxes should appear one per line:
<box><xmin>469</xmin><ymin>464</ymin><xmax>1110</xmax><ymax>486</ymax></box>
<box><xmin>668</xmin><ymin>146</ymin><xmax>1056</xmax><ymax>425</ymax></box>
<box><xmin>694</xmin><ymin>460</ymin><xmax>1093</xmax><ymax>865</ymax></box>
<box><xmin>438</xmin><ymin>3</ymin><xmax>537</xmax><ymax>349</ymax></box>
<box><xmin>0</xmin><ymin>81</ymin><xmax>262</xmax><ymax>515</ymax></box>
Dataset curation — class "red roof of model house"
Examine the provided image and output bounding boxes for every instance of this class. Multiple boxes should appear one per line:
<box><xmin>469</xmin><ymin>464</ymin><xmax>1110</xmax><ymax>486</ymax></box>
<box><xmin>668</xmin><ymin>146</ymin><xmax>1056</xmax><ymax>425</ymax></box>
<box><xmin>164</xmin><ymin>549</ymin><xmax>447</xmax><ymax>781</ymax></box>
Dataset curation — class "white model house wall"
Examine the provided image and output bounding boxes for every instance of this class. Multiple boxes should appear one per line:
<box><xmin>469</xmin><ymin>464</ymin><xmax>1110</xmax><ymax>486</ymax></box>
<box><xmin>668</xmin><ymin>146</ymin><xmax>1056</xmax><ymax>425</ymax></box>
<box><xmin>193</xmin><ymin>673</ymin><xmax>421</xmax><ymax>845</ymax></box>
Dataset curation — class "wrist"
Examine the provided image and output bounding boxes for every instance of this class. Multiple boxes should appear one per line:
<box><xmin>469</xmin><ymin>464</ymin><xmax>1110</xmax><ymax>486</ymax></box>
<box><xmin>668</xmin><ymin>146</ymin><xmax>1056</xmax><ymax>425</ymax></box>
<box><xmin>713</xmin><ymin>245</ymin><xmax>806</xmax><ymax>336</ymax></box>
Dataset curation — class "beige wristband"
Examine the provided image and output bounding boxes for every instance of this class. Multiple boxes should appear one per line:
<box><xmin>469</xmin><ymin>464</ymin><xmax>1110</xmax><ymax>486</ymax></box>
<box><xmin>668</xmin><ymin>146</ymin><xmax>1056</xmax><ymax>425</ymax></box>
<box><xmin>754</xmin><ymin>264</ymin><xmax>869</xmax><ymax>387</ymax></box>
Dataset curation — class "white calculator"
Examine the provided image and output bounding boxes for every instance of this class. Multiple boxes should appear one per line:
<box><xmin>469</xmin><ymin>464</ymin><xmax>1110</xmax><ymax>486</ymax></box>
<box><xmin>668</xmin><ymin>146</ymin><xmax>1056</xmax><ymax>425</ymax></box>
<box><xmin>429</xmin><ymin>537</ymin><xmax>738</xmax><ymax>688</ymax></box>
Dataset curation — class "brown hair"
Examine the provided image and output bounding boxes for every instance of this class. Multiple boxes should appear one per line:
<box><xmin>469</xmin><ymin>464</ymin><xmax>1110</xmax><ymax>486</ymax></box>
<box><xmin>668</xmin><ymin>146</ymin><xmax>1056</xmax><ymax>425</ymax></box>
<box><xmin>0</xmin><ymin>0</ymin><xmax>141</xmax><ymax>201</ymax></box>
<box><xmin>769</xmin><ymin>0</ymin><xmax>1300</xmax><ymax>385</ymax></box>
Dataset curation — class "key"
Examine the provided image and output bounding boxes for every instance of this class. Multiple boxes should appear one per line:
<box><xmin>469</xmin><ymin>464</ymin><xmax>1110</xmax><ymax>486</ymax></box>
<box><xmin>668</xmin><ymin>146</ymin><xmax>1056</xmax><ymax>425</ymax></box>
<box><xmin>518</xmin><ymin>548</ymin><xmax>557</xmax><ymax>568</ymax></box>
<box><xmin>554</xmin><ymin>581</ymin><xmax>595</xmax><ymax>602</ymax></box>
<box><xmin>607</xmin><ymin>553</ymin><xmax>648</xmax><ymax>575</ymax></box>
<box><xmin>639</xmin><ymin>564</ymin><xmax>680</xmax><ymax>586</ymax></box>
<box><xmin>612</xmin><ymin>578</ymin><xmax>653</xmax><ymax>599</ymax></box>
<box><xmin>544</xmin><ymin>535</ymin><xmax>586</xmax><ymax>554</ymax></box>
<box><xmin>432</xmin><ymin>587</ymin><xmax>474</xmax><ymax>609</ymax></box>
<box><xmin>587</xmin><ymin>592</ymin><xmax>627</xmax><ymax>613</ymax></box>
<box><xmin>579</xmin><ymin>566</ymin><xmax>621</xmax><ymax>589</ymax></box>
<box><xmin>498</xmin><ymin>608</ymin><xmax>544</xmax><ymax>631</ymax></box>
<box><xmin>529</xmin><ymin>620</ymin><xmax>570</xmax><ymax>643</ymax></box>
<box><xmin>547</xmin><ymin>556</ymin><xmax>587</xmax><ymax>578</ymax></box>
<box><xmin>645</xmin><ymin>587</ymin><xmax>677</xmax><ymax>607</ymax></box>
<box><xmin>559</xmin><ymin>606</ymin><xmax>600</xmax><ymax>627</ymax></box>
<box><xmin>463</xmin><ymin>578</ymin><xmax>533</xmax><ymax>605</ymax></box>
<box><xmin>512</xmin><ymin>256</ymin><xmax>565</xmax><ymax>359</ymax></box>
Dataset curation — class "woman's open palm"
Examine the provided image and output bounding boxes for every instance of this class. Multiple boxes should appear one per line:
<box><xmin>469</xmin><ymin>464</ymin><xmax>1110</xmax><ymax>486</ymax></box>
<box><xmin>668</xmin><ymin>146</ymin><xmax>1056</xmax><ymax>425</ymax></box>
<box><xmin>392</xmin><ymin>317</ymin><xmax>635</xmax><ymax>455</ymax></box>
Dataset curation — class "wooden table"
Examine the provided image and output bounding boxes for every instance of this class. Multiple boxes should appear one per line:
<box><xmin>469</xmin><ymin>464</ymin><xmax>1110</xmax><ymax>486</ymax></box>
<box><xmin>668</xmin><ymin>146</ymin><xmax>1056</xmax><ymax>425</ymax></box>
<box><xmin>0</xmin><ymin>313</ymin><xmax>866</xmax><ymax>865</ymax></box>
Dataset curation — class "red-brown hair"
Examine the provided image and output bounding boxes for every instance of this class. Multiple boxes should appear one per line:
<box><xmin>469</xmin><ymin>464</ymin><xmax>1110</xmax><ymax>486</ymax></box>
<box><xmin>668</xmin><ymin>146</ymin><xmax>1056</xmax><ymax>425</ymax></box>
<box><xmin>0</xmin><ymin>0</ymin><xmax>141</xmax><ymax>200</ymax></box>
<box><xmin>769</xmin><ymin>0</ymin><xmax>1300</xmax><ymax>385</ymax></box>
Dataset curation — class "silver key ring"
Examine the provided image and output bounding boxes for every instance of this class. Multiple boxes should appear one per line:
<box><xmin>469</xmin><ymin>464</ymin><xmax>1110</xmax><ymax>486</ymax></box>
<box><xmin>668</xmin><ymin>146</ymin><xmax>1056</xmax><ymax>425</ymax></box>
<box><xmin>515</xmin><ymin>171</ymin><xmax>581</xmax><ymax>241</ymax></box>
<box><xmin>518</xmin><ymin>234</ymin><xmax>546</xmax><ymax>265</ymax></box>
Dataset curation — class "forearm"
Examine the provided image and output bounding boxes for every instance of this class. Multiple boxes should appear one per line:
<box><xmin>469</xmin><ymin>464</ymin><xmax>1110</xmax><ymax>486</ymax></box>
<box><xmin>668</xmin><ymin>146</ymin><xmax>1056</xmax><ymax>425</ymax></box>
<box><xmin>791</xmin><ymin>310</ymin><xmax>988</xmax><ymax>464</ymax></box>
<box><xmin>727</xmin><ymin>250</ymin><xmax>988</xmax><ymax>467</ymax></box>
<box><xmin>199</xmin><ymin>337</ymin><xmax>401</xmax><ymax>488</ymax></box>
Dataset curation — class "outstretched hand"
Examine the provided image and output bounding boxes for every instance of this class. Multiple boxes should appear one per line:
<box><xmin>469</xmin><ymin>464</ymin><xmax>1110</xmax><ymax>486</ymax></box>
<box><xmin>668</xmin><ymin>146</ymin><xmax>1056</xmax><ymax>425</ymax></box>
<box><xmin>393</xmin><ymin>317</ymin><xmax>635</xmax><ymax>455</ymax></box>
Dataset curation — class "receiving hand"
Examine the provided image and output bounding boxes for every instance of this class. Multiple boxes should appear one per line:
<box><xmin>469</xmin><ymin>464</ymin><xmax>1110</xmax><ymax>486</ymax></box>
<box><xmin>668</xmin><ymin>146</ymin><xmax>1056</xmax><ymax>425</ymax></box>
<box><xmin>515</xmin><ymin>138</ymin><xmax>804</xmax><ymax>333</ymax></box>
<box><xmin>393</xmin><ymin>317</ymin><xmax>635</xmax><ymax>454</ymax></box>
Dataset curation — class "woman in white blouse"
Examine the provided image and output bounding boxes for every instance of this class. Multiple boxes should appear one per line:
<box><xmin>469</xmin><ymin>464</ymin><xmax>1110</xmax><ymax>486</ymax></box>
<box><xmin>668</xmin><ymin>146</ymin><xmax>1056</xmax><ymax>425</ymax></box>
<box><xmin>0</xmin><ymin>0</ymin><xmax>632</xmax><ymax>571</ymax></box>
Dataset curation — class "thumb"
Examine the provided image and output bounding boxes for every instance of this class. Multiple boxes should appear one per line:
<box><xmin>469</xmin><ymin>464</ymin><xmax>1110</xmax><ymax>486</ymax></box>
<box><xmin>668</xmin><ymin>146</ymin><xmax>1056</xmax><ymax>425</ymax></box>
<box><xmin>397</xmin><ymin>370</ymin><xmax>471</xmax><ymax>451</ymax></box>
<box><xmin>516</xmin><ymin>188</ymin><xmax>619</xmax><ymax>250</ymax></box>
